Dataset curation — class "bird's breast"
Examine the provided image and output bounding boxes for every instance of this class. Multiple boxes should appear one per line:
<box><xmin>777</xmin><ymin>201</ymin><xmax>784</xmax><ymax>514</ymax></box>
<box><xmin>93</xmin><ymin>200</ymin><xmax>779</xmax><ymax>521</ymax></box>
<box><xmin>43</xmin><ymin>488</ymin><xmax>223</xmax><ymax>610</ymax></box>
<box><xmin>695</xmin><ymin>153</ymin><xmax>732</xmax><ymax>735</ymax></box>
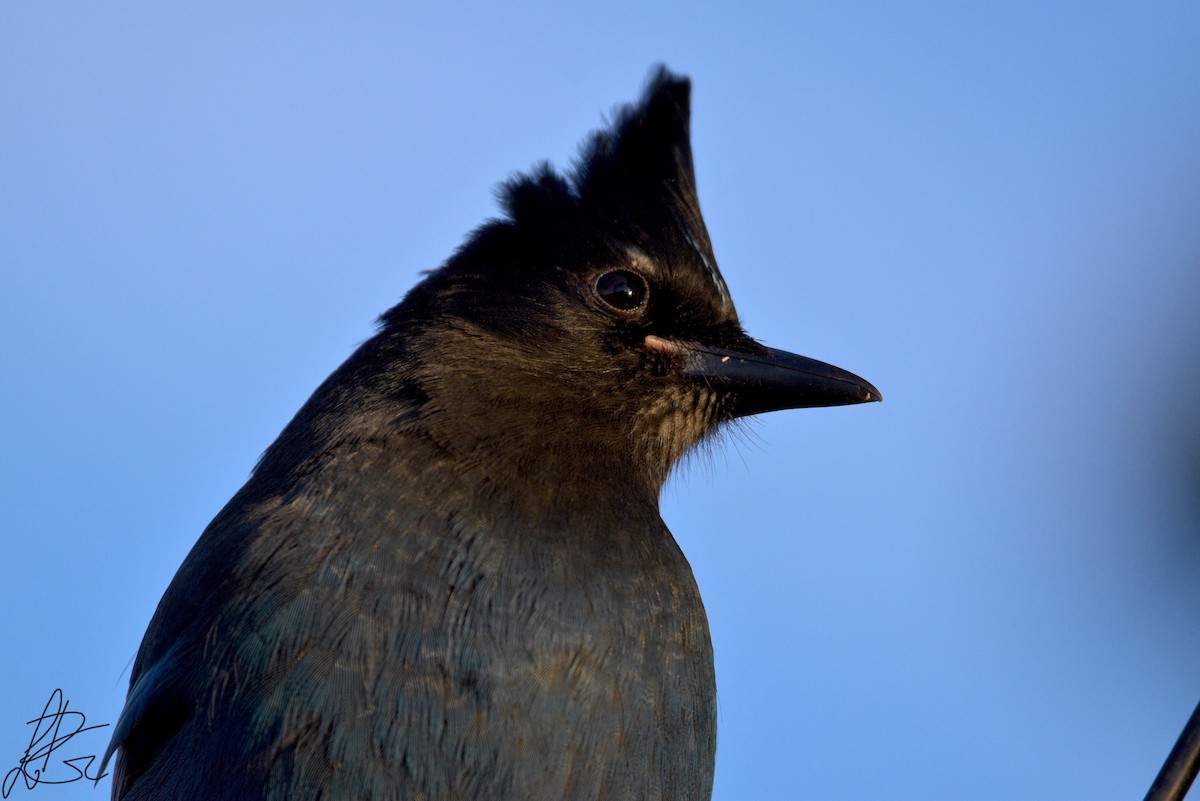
<box><xmin>200</xmin><ymin>476</ymin><xmax>717</xmax><ymax>800</ymax></box>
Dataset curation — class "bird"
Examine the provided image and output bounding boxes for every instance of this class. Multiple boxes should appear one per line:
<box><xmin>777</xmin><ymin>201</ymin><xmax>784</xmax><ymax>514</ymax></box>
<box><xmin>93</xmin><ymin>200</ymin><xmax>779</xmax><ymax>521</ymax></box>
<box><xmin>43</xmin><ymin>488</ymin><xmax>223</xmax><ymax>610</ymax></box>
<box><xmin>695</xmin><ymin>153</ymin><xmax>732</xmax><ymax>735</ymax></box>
<box><xmin>102</xmin><ymin>66</ymin><xmax>880</xmax><ymax>801</ymax></box>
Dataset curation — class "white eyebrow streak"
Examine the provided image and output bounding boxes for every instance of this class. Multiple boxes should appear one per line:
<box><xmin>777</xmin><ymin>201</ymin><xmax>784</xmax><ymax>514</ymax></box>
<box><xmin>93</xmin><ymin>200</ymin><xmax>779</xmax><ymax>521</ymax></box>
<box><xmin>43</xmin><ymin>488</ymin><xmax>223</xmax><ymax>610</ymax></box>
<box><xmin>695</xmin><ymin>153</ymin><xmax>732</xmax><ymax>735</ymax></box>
<box><xmin>685</xmin><ymin>232</ymin><xmax>731</xmax><ymax>311</ymax></box>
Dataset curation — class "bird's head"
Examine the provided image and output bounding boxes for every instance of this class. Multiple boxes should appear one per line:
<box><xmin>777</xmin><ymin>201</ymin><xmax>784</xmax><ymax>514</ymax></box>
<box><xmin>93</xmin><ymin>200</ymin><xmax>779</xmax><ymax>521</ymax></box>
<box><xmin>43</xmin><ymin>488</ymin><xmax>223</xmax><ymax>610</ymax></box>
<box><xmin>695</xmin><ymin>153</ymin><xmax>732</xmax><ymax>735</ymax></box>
<box><xmin>372</xmin><ymin>67</ymin><xmax>879</xmax><ymax>510</ymax></box>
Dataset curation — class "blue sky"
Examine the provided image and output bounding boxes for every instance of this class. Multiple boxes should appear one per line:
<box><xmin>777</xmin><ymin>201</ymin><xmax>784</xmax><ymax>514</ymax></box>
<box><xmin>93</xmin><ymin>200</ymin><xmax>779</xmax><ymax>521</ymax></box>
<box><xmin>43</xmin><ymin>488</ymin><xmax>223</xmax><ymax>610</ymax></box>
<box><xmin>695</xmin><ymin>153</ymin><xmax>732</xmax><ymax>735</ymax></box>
<box><xmin>3</xmin><ymin>4</ymin><xmax>1200</xmax><ymax>800</ymax></box>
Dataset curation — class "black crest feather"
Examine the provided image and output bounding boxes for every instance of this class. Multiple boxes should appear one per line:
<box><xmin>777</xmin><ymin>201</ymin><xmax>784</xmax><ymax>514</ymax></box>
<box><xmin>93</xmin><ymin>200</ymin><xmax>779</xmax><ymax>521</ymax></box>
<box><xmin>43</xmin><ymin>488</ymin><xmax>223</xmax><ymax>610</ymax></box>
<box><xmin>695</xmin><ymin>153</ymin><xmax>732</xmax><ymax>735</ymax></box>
<box><xmin>497</xmin><ymin>66</ymin><xmax>716</xmax><ymax>266</ymax></box>
<box><xmin>384</xmin><ymin>66</ymin><xmax>730</xmax><ymax>334</ymax></box>
<box><xmin>571</xmin><ymin>67</ymin><xmax>705</xmax><ymax>238</ymax></box>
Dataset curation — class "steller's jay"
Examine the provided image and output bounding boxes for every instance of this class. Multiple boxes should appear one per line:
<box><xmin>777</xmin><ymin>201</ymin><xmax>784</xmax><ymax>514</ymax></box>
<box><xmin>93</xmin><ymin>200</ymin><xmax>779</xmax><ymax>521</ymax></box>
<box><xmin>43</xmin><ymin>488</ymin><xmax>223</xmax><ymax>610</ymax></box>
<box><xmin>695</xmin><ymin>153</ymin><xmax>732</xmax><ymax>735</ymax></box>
<box><xmin>104</xmin><ymin>66</ymin><xmax>880</xmax><ymax>801</ymax></box>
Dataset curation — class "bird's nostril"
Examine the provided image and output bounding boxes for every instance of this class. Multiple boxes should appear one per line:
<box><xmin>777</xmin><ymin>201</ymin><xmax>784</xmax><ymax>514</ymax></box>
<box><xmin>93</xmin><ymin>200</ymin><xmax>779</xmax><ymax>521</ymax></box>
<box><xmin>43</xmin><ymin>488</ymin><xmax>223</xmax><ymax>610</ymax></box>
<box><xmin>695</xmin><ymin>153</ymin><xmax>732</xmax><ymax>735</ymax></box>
<box><xmin>642</xmin><ymin>335</ymin><xmax>679</xmax><ymax>355</ymax></box>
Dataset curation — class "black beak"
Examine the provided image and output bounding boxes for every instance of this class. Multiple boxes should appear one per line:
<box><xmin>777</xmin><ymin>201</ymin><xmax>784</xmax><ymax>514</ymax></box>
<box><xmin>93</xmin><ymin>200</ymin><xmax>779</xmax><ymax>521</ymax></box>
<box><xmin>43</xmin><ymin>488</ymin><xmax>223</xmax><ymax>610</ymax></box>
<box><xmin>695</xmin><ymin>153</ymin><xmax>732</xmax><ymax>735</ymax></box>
<box><xmin>680</xmin><ymin>342</ymin><xmax>882</xmax><ymax>419</ymax></box>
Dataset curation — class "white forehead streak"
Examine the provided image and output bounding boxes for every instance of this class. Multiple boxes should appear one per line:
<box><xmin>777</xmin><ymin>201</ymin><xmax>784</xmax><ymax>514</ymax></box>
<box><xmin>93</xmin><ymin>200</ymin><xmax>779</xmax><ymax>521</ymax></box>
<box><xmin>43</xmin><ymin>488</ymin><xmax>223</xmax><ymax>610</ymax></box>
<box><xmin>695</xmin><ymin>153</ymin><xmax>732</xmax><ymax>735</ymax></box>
<box><xmin>626</xmin><ymin>246</ymin><xmax>654</xmax><ymax>271</ymax></box>
<box><xmin>685</xmin><ymin>232</ymin><xmax>731</xmax><ymax>311</ymax></box>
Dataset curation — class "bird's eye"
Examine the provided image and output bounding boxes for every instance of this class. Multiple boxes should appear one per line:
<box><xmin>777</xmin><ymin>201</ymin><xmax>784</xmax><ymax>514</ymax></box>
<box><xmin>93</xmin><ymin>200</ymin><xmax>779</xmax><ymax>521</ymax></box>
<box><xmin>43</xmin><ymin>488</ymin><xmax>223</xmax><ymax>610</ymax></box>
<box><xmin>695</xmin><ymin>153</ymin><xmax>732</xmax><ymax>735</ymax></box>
<box><xmin>594</xmin><ymin>270</ymin><xmax>648</xmax><ymax>313</ymax></box>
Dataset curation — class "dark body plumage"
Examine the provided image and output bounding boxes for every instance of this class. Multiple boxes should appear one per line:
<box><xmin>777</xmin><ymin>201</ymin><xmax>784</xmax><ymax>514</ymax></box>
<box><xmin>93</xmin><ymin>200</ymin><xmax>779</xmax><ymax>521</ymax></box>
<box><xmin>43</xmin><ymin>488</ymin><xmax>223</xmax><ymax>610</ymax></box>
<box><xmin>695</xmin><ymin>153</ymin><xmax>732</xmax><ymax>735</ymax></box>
<box><xmin>105</xmin><ymin>68</ymin><xmax>879</xmax><ymax>801</ymax></box>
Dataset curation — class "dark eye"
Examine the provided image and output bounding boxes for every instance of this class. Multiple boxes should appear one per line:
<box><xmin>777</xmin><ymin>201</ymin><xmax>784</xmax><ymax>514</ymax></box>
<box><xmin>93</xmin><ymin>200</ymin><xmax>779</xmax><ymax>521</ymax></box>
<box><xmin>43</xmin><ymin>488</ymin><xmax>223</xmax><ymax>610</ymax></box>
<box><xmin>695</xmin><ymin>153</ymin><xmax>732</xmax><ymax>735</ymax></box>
<box><xmin>594</xmin><ymin>270</ymin><xmax>648</xmax><ymax>313</ymax></box>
